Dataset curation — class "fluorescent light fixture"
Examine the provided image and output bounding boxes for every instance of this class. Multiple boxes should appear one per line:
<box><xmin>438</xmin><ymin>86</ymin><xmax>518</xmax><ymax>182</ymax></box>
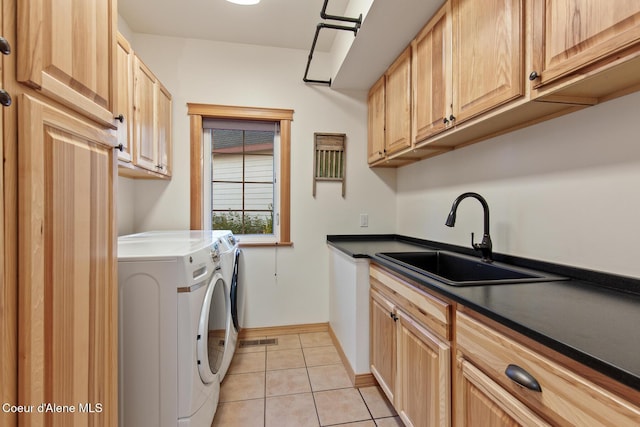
<box><xmin>226</xmin><ymin>0</ymin><xmax>260</xmax><ymax>5</ymax></box>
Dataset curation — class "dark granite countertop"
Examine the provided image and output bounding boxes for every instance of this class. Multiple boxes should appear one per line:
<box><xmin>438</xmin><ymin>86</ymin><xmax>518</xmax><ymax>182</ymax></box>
<box><xmin>327</xmin><ymin>234</ymin><xmax>640</xmax><ymax>393</ymax></box>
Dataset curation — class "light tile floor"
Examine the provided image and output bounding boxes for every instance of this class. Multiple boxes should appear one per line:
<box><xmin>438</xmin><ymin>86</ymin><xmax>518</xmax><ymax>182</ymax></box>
<box><xmin>212</xmin><ymin>332</ymin><xmax>404</xmax><ymax>427</ymax></box>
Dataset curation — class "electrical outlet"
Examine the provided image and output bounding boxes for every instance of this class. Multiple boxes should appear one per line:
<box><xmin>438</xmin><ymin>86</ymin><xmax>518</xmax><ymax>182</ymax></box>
<box><xmin>360</xmin><ymin>214</ymin><xmax>369</xmax><ymax>227</ymax></box>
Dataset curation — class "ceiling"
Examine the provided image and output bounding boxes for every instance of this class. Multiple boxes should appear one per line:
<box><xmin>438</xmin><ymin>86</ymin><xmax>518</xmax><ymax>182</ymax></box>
<box><xmin>119</xmin><ymin>0</ymin><xmax>443</xmax><ymax>90</ymax></box>
<box><xmin>118</xmin><ymin>0</ymin><xmax>351</xmax><ymax>52</ymax></box>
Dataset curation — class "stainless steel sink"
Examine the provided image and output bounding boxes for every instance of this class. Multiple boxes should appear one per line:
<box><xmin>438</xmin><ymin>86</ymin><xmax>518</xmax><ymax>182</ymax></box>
<box><xmin>375</xmin><ymin>251</ymin><xmax>567</xmax><ymax>286</ymax></box>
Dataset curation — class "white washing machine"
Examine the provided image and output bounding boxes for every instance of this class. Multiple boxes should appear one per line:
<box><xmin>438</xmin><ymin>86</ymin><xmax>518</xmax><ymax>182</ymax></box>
<box><xmin>117</xmin><ymin>230</ymin><xmax>237</xmax><ymax>427</ymax></box>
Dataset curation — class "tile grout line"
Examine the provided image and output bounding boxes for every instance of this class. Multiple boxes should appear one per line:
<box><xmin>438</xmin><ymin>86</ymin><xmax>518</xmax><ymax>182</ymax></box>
<box><xmin>300</xmin><ymin>338</ymin><xmax>317</xmax><ymax>426</ymax></box>
<box><xmin>301</xmin><ymin>334</ymin><xmax>328</xmax><ymax>427</ymax></box>
<box><xmin>358</xmin><ymin>387</ymin><xmax>378</xmax><ymax>427</ymax></box>
<box><xmin>263</xmin><ymin>340</ymin><xmax>267</xmax><ymax>427</ymax></box>
<box><xmin>300</xmin><ymin>335</ymin><xmax>324</xmax><ymax>427</ymax></box>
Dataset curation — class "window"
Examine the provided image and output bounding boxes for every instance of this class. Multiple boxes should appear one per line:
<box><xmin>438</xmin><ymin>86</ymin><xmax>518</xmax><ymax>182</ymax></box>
<box><xmin>206</xmin><ymin>121</ymin><xmax>276</xmax><ymax>236</ymax></box>
<box><xmin>188</xmin><ymin>104</ymin><xmax>293</xmax><ymax>246</ymax></box>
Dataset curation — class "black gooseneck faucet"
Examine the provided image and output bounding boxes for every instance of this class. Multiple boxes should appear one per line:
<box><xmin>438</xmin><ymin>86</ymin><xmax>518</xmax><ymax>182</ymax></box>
<box><xmin>445</xmin><ymin>192</ymin><xmax>493</xmax><ymax>263</ymax></box>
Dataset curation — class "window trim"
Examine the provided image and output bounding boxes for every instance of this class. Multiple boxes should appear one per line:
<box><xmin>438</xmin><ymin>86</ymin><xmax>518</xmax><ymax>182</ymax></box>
<box><xmin>188</xmin><ymin>103</ymin><xmax>293</xmax><ymax>246</ymax></box>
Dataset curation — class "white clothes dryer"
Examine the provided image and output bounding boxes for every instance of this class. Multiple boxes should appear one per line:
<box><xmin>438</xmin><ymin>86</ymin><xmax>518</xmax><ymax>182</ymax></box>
<box><xmin>212</xmin><ymin>233</ymin><xmax>244</xmax><ymax>382</ymax></box>
<box><xmin>118</xmin><ymin>230</ymin><xmax>236</xmax><ymax>427</ymax></box>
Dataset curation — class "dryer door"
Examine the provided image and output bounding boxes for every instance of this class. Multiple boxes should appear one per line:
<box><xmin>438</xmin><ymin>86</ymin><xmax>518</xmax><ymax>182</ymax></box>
<box><xmin>196</xmin><ymin>273</ymin><xmax>229</xmax><ymax>384</ymax></box>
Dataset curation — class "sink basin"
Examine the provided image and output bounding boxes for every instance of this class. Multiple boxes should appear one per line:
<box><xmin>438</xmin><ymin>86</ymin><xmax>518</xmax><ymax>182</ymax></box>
<box><xmin>375</xmin><ymin>251</ymin><xmax>566</xmax><ymax>286</ymax></box>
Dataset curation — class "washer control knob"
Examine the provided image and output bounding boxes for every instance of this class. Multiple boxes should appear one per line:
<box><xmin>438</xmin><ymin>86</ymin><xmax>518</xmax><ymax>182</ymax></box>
<box><xmin>211</xmin><ymin>243</ymin><xmax>221</xmax><ymax>263</ymax></box>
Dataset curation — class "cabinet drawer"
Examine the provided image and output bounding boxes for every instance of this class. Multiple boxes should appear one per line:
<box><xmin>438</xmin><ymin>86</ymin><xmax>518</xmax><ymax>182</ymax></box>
<box><xmin>457</xmin><ymin>357</ymin><xmax>551</xmax><ymax>427</ymax></box>
<box><xmin>457</xmin><ymin>311</ymin><xmax>640</xmax><ymax>426</ymax></box>
<box><xmin>370</xmin><ymin>264</ymin><xmax>451</xmax><ymax>340</ymax></box>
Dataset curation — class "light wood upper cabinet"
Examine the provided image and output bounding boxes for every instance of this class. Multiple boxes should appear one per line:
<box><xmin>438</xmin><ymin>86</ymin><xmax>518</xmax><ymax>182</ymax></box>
<box><xmin>367</xmin><ymin>75</ymin><xmax>385</xmax><ymax>164</ymax></box>
<box><xmin>126</xmin><ymin>55</ymin><xmax>172</xmax><ymax>178</ymax></box>
<box><xmin>384</xmin><ymin>47</ymin><xmax>412</xmax><ymax>156</ymax></box>
<box><xmin>452</xmin><ymin>0</ymin><xmax>524</xmax><ymax>124</ymax></box>
<box><xmin>116</xmin><ymin>34</ymin><xmax>173</xmax><ymax>179</ymax></box>
<box><xmin>155</xmin><ymin>81</ymin><xmax>172</xmax><ymax>177</ymax></box>
<box><xmin>412</xmin><ymin>2</ymin><xmax>452</xmax><ymax>143</ymax></box>
<box><xmin>133</xmin><ymin>56</ymin><xmax>157</xmax><ymax>172</ymax></box>
<box><xmin>531</xmin><ymin>1</ymin><xmax>640</xmax><ymax>88</ymax></box>
<box><xmin>18</xmin><ymin>94</ymin><xmax>118</xmax><ymax>426</ymax></box>
<box><xmin>17</xmin><ymin>0</ymin><xmax>117</xmax><ymax>127</ymax></box>
<box><xmin>115</xmin><ymin>32</ymin><xmax>134</xmax><ymax>163</ymax></box>
<box><xmin>367</xmin><ymin>0</ymin><xmax>640</xmax><ymax>167</ymax></box>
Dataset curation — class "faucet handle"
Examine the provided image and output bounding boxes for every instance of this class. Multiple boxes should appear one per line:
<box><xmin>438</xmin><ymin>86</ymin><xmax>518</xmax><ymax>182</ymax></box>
<box><xmin>471</xmin><ymin>232</ymin><xmax>493</xmax><ymax>263</ymax></box>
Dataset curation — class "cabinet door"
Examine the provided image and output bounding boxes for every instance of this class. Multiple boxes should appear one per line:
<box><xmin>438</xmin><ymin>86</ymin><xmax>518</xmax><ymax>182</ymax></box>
<box><xmin>18</xmin><ymin>95</ymin><xmax>117</xmax><ymax>426</ymax></box>
<box><xmin>412</xmin><ymin>2</ymin><xmax>452</xmax><ymax>143</ymax></box>
<box><xmin>367</xmin><ymin>75</ymin><xmax>386</xmax><ymax>164</ymax></box>
<box><xmin>531</xmin><ymin>1</ymin><xmax>640</xmax><ymax>87</ymax></box>
<box><xmin>370</xmin><ymin>289</ymin><xmax>397</xmax><ymax>404</ymax></box>
<box><xmin>452</xmin><ymin>0</ymin><xmax>523</xmax><ymax>123</ymax></box>
<box><xmin>115</xmin><ymin>32</ymin><xmax>133</xmax><ymax>163</ymax></box>
<box><xmin>155</xmin><ymin>81</ymin><xmax>172</xmax><ymax>176</ymax></box>
<box><xmin>396</xmin><ymin>310</ymin><xmax>450</xmax><ymax>427</ymax></box>
<box><xmin>455</xmin><ymin>358</ymin><xmax>551</xmax><ymax>427</ymax></box>
<box><xmin>384</xmin><ymin>47</ymin><xmax>412</xmax><ymax>156</ymax></box>
<box><xmin>133</xmin><ymin>56</ymin><xmax>157</xmax><ymax>172</ymax></box>
<box><xmin>17</xmin><ymin>0</ymin><xmax>116</xmax><ymax>126</ymax></box>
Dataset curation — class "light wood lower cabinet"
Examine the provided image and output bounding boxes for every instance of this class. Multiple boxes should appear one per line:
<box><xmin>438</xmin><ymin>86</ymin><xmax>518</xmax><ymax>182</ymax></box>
<box><xmin>369</xmin><ymin>265</ymin><xmax>640</xmax><ymax>427</ymax></box>
<box><xmin>455</xmin><ymin>357</ymin><xmax>550</xmax><ymax>427</ymax></box>
<box><xmin>370</xmin><ymin>288</ymin><xmax>397</xmax><ymax>403</ymax></box>
<box><xmin>18</xmin><ymin>94</ymin><xmax>118</xmax><ymax>426</ymax></box>
<box><xmin>396</xmin><ymin>310</ymin><xmax>450</xmax><ymax>427</ymax></box>
<box><xmin>456</xmin><ymin>310</ymin><xmax>640</xmax><ymax>426</ymax></box>
<box><xmin>369</xmin><ymin>264</ymin><xmax>452</xmax><ymax>427</ymax></box>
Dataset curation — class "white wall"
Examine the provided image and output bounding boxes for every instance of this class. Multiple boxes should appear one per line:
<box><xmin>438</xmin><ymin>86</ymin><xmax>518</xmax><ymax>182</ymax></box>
<box><xmin>117</xmin><ymin>34</ymin><xmax>397</xmax><ymax>327</ymax></box>
<box><xmin>117</xmin><ymin>177</ymin><xmax>136</xmax><ymax>236</ymax></box>
<box><xmin>117</xmin><ymin>14</ymin><xmax>134</xmax><ymax>41</ymax></box>
<box><xmin>397</xmin><ymin>91</ymin><xmax>640</xmax><ymax>279</ymax></box>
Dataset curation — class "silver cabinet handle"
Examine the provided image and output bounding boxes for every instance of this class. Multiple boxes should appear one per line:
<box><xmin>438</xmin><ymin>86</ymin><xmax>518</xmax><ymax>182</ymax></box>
<box><xmin>505</xmin><ymin>364</ymin><xmax>542</xmax><ymax>392</ymax></box>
